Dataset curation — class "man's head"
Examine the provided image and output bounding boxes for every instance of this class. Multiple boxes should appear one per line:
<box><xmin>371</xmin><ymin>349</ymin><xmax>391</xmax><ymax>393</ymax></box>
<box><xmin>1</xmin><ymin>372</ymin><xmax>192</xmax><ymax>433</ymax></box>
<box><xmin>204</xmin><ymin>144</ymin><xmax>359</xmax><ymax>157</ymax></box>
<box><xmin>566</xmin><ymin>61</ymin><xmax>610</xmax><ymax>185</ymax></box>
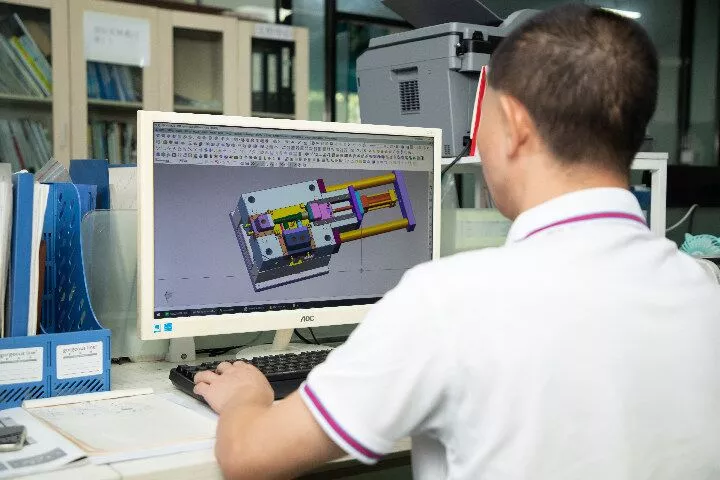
<box><xmin>477</xmin><ymin>4</ymin><xmax>658</xmax><ymax>219</ymax></box>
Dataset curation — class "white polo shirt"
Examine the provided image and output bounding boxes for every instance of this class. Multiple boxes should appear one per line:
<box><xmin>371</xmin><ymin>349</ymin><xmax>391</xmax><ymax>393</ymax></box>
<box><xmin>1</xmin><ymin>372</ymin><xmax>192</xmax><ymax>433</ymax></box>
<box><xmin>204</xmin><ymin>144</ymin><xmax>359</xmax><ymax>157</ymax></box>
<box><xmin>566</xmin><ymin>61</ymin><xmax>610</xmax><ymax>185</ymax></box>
<box><xmin>300</xmin><ymin>188</ymin><xmax>720</xmax><ymax>480</ymax></box>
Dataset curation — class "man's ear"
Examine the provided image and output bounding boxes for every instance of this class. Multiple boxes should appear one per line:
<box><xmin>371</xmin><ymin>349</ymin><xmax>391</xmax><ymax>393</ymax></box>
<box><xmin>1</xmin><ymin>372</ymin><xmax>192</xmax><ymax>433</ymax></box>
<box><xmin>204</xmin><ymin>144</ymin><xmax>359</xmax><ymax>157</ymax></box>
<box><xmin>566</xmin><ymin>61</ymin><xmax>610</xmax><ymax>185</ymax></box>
<box><xmin>498</xmin><ymin>93</ymin><xmax>535</xmax><ymax>161</ymax></box>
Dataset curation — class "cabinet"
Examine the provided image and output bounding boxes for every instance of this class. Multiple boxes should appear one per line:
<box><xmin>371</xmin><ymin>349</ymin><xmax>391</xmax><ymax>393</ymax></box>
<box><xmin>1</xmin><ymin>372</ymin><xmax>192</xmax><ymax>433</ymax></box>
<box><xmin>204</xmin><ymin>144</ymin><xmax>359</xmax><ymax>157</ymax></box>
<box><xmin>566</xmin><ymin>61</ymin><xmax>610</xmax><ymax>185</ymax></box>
<box><xmin>0</xmin><ymin>0</ymin><xmax>310</xmax><ymax>170</ymax></box>
<box><xmin>0</xmin><ymin>0</ymin><xmax>70</xmax><ymax>170</ymax></box>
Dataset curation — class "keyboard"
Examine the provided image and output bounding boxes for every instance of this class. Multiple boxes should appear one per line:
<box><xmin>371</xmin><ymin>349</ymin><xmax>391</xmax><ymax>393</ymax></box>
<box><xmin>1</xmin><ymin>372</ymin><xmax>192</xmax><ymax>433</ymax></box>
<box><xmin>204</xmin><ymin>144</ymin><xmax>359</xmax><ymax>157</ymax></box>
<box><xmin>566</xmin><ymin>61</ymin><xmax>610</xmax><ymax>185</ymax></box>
<box><xmin>169</xmin><ymin>349</ymin><xmax>331</xmax><ymax>403</ymax></box>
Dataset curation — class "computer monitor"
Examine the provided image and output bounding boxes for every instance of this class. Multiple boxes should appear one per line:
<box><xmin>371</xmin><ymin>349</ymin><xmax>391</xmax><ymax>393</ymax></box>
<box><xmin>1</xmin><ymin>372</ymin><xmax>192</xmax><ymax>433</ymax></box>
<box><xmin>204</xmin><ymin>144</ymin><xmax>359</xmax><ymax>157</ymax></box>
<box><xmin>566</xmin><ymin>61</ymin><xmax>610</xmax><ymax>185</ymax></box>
<box><xmin>136</xmin><ymin>111</ymin><xmax>441</xmax><ymax>347</ymax></box>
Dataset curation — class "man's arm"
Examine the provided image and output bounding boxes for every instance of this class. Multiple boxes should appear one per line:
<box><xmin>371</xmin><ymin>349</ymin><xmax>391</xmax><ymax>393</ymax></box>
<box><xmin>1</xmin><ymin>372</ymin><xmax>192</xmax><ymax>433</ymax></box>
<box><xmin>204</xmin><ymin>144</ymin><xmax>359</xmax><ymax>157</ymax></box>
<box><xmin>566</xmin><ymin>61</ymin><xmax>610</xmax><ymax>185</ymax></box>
<box><xmin>195</xmin><ymin>264</ymin><xmax>448</xmax><ymax>478</ymax></box>
<box><xmin>195</xmin><ymin>362</ymin><xmax>345</xmax><ymax>480</ymax></box>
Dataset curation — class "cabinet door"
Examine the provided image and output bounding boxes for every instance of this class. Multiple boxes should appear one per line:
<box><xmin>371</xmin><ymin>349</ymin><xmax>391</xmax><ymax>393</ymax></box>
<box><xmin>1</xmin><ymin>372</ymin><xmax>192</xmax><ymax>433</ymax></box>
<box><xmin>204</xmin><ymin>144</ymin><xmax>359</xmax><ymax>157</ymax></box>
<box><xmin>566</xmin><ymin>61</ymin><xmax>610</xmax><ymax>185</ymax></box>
<box><xmin>0</xmin><ymin>0</ymin><xmax>70</xmax><ymax>171</ymax></box>
<box><xmin>69</xmin><ymin>0</ymin><xmax>159</xmax><ymax>164</ymax></box>
<box><xmin>293</xmin><ymin>27</ymin><xmax>309</xmax><ymax>121</ymax></box>
<box><xmin>238</xmin><ymin>22</ymin><xmax>309</xmax><ymax>120</ymax></box>
<box><xmin>158</xmin><ymin>10</ymin><xmax>238</xmax><ymax>116</ymax></box>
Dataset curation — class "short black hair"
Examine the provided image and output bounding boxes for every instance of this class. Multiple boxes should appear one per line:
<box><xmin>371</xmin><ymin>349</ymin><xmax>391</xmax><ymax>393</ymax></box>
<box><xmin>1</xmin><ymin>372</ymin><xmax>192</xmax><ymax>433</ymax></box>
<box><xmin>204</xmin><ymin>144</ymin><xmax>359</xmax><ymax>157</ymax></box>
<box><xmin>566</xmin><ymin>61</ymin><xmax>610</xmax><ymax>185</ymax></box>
<box><xmin>488</xmin><ymin>3</ymin><xmax>658</xmax><ymax>173</ymax></box>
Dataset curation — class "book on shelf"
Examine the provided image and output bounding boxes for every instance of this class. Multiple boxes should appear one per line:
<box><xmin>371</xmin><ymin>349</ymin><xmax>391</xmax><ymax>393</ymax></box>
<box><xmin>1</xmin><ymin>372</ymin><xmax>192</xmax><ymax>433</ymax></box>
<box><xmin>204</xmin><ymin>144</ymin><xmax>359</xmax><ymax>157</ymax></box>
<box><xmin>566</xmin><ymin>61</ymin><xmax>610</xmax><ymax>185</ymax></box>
<box><xmin>0</xmin><ymin>13</ymin><xmax>52</xmax><ymax>98</ymax></box>
<box><xmin>122</xmin><ymin>124</ymin><xmax>135</xmax><ymax>164</ymax></box>
<box><xmin>0</xmin><ymin>35</ymin><xmax>37</xmax><ymax>96</ymax></box>
<box><xmin>0</xmin><ymin>119</ymin><xmax>52</xmax><ymax>172</ymax></box>
<box><xmin>96</xmin><ymin>63</ymin><xmax>117</xmax><ymax>101</ymax></box>
<box><xmin>87</xmin><ymin>62</ymin><xmax>141</xmax><ymax>103</ymax></box>
<box><xmin>87</xmin><ymin>62</ymin><xmax>101</xmax><ymax>99</ymax></box>
<box><xmin>21</xmin><ymin>17</ymin><xmax>51</xmax><ymax>60</ymax></box>
<box><xmin>88</xmin><ymin>121</ymin><xmax>136</xmax><ymax>165</ymax></box>
<box><xmin>10</xmin><ymin>36</ymin><xmax>50</xmax><ymax>95</ymax></box>
<box><xmin>110</xmin><ymin>66</ymin><xmax>126</xmax><ymax>102</ymax></box>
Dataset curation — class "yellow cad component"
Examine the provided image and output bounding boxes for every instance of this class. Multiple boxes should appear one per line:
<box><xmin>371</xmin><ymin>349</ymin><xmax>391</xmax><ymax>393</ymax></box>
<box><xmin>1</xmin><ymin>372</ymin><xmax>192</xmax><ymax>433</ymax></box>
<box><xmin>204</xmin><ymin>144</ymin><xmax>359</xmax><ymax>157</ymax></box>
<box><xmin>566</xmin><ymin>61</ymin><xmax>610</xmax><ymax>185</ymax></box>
<box><xmin>290</xmin><ymin>252</ymin><xmax>312</xmax><ymax>267</ymax></box>
<box><xmin>271</xmin><ymin>204</ymin><xmax>307</xmax><ymax>224</ymax></box>
<box><xmin>324</xmin><ymin>173</ymin><xmax>397</xmax><ymax>193</ymax></box>
<box><xmin>339</xmin><ymin>219</ymin><xmax>409</xmax><ymax>242</ymax></box>
<box><xmin>364</xmin><ymin>189</ymin><xmax>398</xmax><ymax>212</ymax></box>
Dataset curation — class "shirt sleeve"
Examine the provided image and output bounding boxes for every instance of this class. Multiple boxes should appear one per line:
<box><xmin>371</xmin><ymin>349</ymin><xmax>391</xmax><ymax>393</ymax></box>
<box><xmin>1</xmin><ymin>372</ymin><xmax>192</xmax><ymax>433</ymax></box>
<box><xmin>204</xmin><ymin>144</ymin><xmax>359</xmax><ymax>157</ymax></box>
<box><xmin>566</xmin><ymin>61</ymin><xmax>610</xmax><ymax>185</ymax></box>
<box><xmin>299</xmin><ymin>264</ymin><xmax>452</xmax><ymax>464</ymax></box>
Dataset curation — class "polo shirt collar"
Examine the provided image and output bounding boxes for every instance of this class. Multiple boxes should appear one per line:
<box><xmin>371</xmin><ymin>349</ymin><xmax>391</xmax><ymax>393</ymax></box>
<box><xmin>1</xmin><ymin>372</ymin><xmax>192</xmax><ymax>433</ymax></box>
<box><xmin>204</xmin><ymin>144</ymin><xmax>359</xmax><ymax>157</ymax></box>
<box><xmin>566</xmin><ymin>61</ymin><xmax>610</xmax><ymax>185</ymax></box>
<box><xmin>506</xmin><ymin>187</ymin><xmax>647</xmax><ymax>244</ymax></box>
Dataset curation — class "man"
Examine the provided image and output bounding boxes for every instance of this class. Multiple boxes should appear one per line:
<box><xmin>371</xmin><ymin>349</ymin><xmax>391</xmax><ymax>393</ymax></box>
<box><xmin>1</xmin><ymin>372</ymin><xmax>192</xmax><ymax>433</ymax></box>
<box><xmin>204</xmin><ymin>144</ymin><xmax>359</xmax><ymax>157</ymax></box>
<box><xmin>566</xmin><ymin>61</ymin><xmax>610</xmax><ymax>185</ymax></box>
<box><xmin>194</xmin><ymin>4</ymin><xmax>720</xmax><ymax>479</ymax></box>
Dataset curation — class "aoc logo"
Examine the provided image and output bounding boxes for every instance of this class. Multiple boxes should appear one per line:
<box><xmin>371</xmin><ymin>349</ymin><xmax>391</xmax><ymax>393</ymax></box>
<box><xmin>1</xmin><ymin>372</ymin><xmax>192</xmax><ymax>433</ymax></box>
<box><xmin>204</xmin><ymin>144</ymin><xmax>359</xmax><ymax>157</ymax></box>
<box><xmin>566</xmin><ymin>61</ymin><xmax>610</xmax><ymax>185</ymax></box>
<box><xmin>300</xmin><ymin>315</ymin><xmax>315</xmax><ymax>323</ymax></box>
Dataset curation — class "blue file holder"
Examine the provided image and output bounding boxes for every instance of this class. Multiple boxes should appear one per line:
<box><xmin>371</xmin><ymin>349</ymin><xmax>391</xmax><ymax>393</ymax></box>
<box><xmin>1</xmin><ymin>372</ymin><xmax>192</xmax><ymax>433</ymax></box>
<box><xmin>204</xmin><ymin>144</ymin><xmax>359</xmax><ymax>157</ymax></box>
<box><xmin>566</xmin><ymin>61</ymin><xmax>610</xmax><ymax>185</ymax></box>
<box><xmin>0</xmin><ymin>183</ymin><xmax>111</xmax><ymax>410</ymax></box>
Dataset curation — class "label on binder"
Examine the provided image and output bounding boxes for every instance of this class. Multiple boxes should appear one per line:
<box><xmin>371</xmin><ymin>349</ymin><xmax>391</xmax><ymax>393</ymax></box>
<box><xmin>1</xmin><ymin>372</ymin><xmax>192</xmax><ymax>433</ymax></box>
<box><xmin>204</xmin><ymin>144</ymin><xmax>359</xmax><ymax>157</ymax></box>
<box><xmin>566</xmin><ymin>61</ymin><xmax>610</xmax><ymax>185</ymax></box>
<box><xmin>0</xmin><ymin>347</ymin><xmax>43</xmax><ymax>385</ymax></box>
<box><xmin>56</xmin><ymin>342</ymin><xmax>104</xmax><ymax>380</ymax></box>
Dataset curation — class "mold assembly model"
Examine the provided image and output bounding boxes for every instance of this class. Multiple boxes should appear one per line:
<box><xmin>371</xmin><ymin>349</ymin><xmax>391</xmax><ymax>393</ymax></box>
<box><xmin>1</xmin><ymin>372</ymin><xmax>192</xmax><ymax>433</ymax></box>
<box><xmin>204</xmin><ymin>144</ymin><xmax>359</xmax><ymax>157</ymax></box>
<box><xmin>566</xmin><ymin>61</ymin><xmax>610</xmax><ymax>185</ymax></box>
<box><xmin>230</xmin><ymin>171</ymin><xmax>416</xmax><ymax>291</ymax></box>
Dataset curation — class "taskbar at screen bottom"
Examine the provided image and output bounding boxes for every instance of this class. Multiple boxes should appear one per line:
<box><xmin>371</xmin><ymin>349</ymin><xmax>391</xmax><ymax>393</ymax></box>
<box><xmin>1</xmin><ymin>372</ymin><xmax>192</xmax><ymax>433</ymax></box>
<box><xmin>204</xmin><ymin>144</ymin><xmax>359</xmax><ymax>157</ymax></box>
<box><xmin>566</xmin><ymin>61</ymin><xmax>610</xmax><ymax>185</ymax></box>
<box><xmin>154</xmin><ymin>297</ymin><xmax>381</xmax><ymax>319</ymax></box>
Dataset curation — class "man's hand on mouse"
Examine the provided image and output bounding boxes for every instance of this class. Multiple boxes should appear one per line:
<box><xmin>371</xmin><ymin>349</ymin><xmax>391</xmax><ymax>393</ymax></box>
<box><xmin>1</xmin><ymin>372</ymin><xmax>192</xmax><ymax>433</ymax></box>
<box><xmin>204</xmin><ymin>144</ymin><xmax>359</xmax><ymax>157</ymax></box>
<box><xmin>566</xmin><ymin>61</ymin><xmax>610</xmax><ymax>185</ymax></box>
<box><xmin>194</xmin><ymin>361</ymin><xmax>274</xmax><ymax>414</ymax></box>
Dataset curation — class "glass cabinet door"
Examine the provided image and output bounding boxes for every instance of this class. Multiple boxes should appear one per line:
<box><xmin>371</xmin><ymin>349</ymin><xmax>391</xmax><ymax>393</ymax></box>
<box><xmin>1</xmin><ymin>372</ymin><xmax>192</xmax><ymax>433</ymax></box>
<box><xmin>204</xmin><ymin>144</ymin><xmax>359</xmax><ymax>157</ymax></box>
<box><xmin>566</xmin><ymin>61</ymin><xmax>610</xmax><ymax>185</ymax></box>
<box><xmin>240</xmin><ymin>22</ymin><xmax>309</xmax><ymax>120</ymax></box>
<box><xmin>160</xmin><ymin>11</ymin><xmax>238</xmax><ymax>116</ymax></box>
<box><xmin>251</xmin><ymin>38</ymin><xmax>295</xmax><ymax>117</ymax></box>
<box><xmin>0</xmin><ymin>0</ymin><xmax>69</xmax><ymax>171</ymax></box>
<box><xmin>70</xmin><ymin>0</ymin><xmax>159</xmax><ymax>164</ymax></box>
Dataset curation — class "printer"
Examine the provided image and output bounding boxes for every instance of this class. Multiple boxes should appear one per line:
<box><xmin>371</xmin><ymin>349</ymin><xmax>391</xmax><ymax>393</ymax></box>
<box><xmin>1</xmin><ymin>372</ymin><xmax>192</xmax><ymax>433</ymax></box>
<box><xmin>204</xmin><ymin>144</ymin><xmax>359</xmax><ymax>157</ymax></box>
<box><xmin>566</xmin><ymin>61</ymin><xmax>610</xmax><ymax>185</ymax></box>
<box><xmin>357</xmin><ymin>0</ymin><xmax>538</xmax><ymax>157</ymax></box>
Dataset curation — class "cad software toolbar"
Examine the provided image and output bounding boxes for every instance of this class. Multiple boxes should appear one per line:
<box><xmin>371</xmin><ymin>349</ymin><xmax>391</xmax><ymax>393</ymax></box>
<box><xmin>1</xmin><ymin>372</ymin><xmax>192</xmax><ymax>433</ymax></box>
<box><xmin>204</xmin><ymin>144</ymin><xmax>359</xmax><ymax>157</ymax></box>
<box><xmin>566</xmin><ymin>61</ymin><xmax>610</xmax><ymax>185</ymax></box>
<box><xmin>153</xmin><ymin>123</ymin><xmax>433</xmax><ymax>172</ymax></box>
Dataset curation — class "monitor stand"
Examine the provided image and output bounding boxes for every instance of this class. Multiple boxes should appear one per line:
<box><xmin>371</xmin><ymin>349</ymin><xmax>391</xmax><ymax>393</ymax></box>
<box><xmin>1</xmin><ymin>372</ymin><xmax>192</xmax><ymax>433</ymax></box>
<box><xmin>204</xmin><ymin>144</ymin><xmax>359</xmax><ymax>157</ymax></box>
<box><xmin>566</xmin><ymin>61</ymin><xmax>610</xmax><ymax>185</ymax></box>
<box><xmin>236</xmin><ymin>329</ymin><xmax>332</xmax><ymax>359</ymax></box>
<box><xmin>166</xmin><ymin>337</ymin><xmax>197</xmax><ymax>363</ymax></box>
<box><xmin>164</xmin><ymin>330</ymin><xmax>332</xmax><ymax>364</ymax></box>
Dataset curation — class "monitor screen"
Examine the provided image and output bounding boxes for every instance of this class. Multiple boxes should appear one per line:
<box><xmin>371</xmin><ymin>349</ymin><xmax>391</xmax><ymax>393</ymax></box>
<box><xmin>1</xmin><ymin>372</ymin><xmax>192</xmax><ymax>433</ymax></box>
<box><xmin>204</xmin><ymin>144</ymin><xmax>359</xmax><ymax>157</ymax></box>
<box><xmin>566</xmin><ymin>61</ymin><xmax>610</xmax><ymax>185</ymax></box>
<box><xmin>151</xmin><ymin>121</ymin><xmax>435</xmax><ymax>322</ymax></box>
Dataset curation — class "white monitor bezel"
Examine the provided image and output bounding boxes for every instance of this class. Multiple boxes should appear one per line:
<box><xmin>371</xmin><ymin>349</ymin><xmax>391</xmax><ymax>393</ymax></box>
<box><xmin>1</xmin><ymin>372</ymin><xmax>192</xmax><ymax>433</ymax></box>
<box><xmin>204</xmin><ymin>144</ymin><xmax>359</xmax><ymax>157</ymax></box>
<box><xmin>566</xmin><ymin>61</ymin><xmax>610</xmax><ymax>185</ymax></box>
<box><xmin>137</xmin><ymin>110</ymin><xmax>442</xmax><ymax>340</ymax></box>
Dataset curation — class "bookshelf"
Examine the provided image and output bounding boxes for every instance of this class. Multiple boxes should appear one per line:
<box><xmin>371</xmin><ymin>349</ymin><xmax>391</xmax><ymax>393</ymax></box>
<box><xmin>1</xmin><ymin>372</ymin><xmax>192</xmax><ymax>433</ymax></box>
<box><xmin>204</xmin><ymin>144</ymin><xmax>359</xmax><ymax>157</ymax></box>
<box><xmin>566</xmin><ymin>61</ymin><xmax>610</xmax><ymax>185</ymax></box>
<box><xmin>0</xmin><ymin>1</ymin><xmax>310</xmax><ymax>168</ymax></box>
<box><xmin>0</xmin><ymin>92</ymin><xmax>53</xmax><ymax>105</ymax></box>
<box><xmin>69</xmin><ymin>0</ymin><xmax>160</xmax><ymax>164</ymax></box>
<box><xmin>158</xmin><ymin>10</ymin><xmax>238</xmax><ymax>115</ymax></box>
<box><xmin>87</xmin><ymin>99</ymin><xmax>144</xmax><ymax>110</ymax></box>
<box><xmin>0</xmin><ymin>0</ymin><xmax>69</xmax><ymax>171</ymax></box>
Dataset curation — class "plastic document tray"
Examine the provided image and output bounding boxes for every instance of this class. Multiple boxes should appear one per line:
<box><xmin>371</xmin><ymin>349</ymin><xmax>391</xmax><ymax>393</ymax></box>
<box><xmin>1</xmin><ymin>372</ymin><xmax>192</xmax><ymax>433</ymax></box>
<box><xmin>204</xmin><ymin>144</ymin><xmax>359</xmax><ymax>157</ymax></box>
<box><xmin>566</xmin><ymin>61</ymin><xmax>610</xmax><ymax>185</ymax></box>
<box><xmin>0</xmin><ymin>183</ymin><xmax>111</xmax><ymax>409</ymax></box>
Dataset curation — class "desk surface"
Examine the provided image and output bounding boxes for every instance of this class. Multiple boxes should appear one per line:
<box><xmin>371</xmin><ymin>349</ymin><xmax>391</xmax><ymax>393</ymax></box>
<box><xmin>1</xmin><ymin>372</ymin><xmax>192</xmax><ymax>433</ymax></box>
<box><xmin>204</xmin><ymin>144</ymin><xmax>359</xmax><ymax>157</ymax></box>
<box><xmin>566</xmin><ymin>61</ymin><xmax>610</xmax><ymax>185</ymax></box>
<box><xmin>16</xmin><ymin>359</ymin><xmax>411</xmax><ymax>480</ymax></box>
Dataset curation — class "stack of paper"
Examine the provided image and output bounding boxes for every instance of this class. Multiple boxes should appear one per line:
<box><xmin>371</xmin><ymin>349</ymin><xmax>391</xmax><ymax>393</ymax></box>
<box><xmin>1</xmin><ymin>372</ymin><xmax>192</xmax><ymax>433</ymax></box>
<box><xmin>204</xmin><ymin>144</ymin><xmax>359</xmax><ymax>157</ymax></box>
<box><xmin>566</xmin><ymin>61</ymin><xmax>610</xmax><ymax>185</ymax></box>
<box><xmin>24</xmin><ymin>389</ymin><xmax>217</xmax><ymax>465</ymax></box>
<box><xmin>0</xmin><ymin>407</ymin><xmax>85</xmax><ymax>479</ymax></box>
<box><xmin>108</xmin><ymin>166</ymin><xmax>136</xmax><ymax>210</ymax></box>
<box><xmin>27</xmin><ymin>182</ymin><xmax>48</xmax><ymax>335</ymax></box>
<box><xmin>0</xmin><ymin>164</ymin><xmax>12</xmax><ymax>336</ymax></box>
<box><xmin>4</xmin><ymin>171</ymin><xmax>50</xmax><ymax>337</ymax></box>
<box><xmin>34</xmin><ymin>158</ymin><xmax>72</xmax><ymax>184</ymax></box>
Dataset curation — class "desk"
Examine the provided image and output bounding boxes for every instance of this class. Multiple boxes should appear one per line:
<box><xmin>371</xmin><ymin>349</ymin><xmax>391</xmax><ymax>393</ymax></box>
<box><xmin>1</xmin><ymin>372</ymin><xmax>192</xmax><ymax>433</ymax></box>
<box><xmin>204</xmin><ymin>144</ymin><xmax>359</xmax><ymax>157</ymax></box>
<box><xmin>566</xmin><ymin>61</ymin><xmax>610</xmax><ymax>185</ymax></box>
<box><xmin>16</xmin><ymin>360</ymin><xmax>412</xmax><ymax>480</ymax></box>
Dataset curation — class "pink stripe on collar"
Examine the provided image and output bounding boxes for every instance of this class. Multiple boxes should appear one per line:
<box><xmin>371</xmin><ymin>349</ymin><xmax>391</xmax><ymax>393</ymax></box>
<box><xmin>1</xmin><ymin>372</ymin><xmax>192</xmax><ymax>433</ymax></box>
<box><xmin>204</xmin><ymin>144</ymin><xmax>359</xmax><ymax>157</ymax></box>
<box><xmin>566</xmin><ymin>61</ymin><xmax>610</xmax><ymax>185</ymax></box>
<box><xmin>523</xmin><ymin>212</ymin><xmax>647</xmax><ymax>240</ymax></box>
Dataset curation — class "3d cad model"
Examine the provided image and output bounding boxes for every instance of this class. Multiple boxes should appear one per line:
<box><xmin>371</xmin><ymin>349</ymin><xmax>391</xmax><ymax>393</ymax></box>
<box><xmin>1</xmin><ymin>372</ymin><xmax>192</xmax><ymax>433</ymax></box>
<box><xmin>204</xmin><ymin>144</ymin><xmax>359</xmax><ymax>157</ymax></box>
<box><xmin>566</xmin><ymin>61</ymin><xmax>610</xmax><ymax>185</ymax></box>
<box><xmin>229</xmin><ymin>171</ymin><xmax>415</xmax><ymax>291</ymax></box>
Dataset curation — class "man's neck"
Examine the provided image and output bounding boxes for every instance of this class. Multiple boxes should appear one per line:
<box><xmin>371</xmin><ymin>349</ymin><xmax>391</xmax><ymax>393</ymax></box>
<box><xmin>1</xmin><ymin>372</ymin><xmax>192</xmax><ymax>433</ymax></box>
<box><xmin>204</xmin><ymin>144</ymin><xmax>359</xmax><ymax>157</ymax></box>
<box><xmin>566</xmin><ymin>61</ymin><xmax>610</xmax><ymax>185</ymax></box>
<box><xmin>517</xmin><ymin>164</ymin><xmax>629</xmax><ymax>217</ymax></box>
